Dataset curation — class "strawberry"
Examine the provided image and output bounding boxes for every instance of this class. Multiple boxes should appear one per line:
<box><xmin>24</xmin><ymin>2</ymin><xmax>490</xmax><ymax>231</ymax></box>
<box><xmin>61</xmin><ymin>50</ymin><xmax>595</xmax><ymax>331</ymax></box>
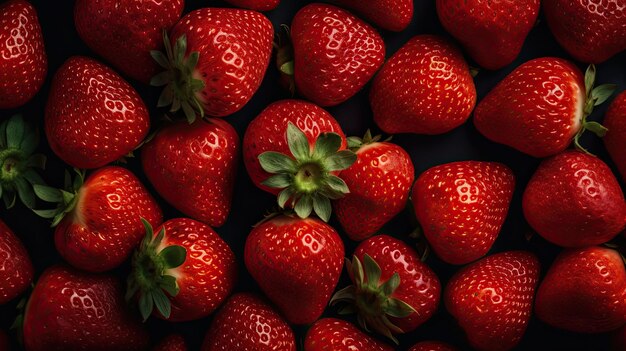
<box><xmin>436</xmin><ymin>0</ymin><xmax>540</xmax><ymax>70</ymax></box>
<box><xmin>412</xmin><ymin>161</ymin><xmax>515</xmax><ymax>265</ymax></box>
<box><xmin>330</xmin><ymin>0</ymin><xmax>413</xmax><ymax>32</ymax></box>
<box><xmin>304</xmin><ymin>318</ymin><xmax>393</xmax><ymax>351</ymax></box>
<box><xmin>244</xmin><ymin>214</ymin><xmax>344</xmax><ymax>324</ymax></box>
<box><xmin>45</xmin><ymin>56</ymin><xmax>150</xmax><ymax>169</ymax></box>
<box><xmin>0</xmin><ymin>219</ymin><xmax>33</xmax><ymax>304</ymax></box>
<box><xmin>127</xmin><ymin>218</ymin><xmax>236</xmax><ymax>322</ymax></box>
<box><xmin>543</xmin><ymin>0</ymin><xmax>626</xmax><ymax>63</ymax></box>
<box><xmin>370</xmin><ymin>35</ymin><xmax>476</xmax><ymax>135</ymax></box>
<box><xmin>33</xmin><ymin>167</ymin><xmax>162</xmax><ymax>272</ymax></box>
<box><xmin>604</xmin><ymin>91</ymin><xmax>626</xmax><ymax>182</ymax></box>
<box><xmin>74</xmin><ymin>0</ymin><xmax>184</xmax><ymax>84</ymax></box>
<box><xmin>332</xmin><ymin>235</ymin><xmax>441</xmax><ymax>343</ymax></box>
<box><xmin>445</xmin><ymin>251</ymin><xmax>540</xmax><ymax>351</ymax></box>
<box><xmin>409</xmin><ymin>341</ymin><xmax>458</xmax><ymax>351</ymax></box>
<box><xmin>153</xmin><ymin>335</ymin><xmax>186</xmax><ymax>351</ymax></box>
<box><xmin>152</xmin><ymin>8</ymin><xmax>273</xmax><ymax>121</ymax></box>
<box><xmin>333</xmin><ymin>131</ymin><xmax>414</xmax><ymax>241</ymax></box>
<box><xmin>474</xmin><ymin>59</ymin><xmax>616</xmax><ymax>157</ymax></box>
<box><xmin>201</xmin><ymin>293</ymin><xmax>296</xmax><ymax>351</ymax></box>
<box><xmin>523</xmin><ymin>150</ymin><xmax>626</xmax><ymax>247</ymax></box>
<box><xmin>0</xmin><ymin>0</ymin><xmax>46</xmax><ymax>109</ymax></box>
<box><xmin>22</xmin><ymin>265</ymin><xmax>149</xmax><ymax>351</ymax></box>
<box><xmin>142</xmin><ymin>118</ymin><xmax>239</xmax><ymax>227</ymax></box>
<box><xmin>535</xmin><ymin>246</ymin><xmax>626</xmax><ymax>333</ymax></box>
<box><xmin>223</xmin><ymin>0</ymin><xmax>279</xmax><ymax>11</ymax></box>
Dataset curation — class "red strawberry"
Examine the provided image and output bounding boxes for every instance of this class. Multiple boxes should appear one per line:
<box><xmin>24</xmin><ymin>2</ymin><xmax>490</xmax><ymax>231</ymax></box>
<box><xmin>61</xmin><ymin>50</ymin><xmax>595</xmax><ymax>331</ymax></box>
<box><xmin>333</xmin><ymin>131</ymin><xmax>414</xmax><ymax>241</ymax></box>
<box><xmin>127</xmin><ymin>218</ymin><xmax>236</xmax><ymax>322</ymax></box>
<box><xmin>535</xmin><ymin>246</ymin><xmax>626</xmax><ymax>333</ymax></box>
<box><xmin>152</xmin><ymin>8</ymin><xmax>273</xmax><ymax>121</ymax></box>
<box><xmin>409</xmin><ymin>341</ymin><xmax>458</xmax><ymax>351</ymax></box>
<box><xmin>445</xmin><ymin>251</ymin><xmax>540</xmax><ymax>351</ymax></box>
<box><xmin>152</xmin><ymin>335</ymin><xmax>186</xmax><ymax>351</ymax></box>
<box><xmin>33</xmin><ymin>167</ymin><xmax>162</xmax><ymax>272</ymax></box>
<box><xmin>523</xmin><ymin>150</ymin><xmax>626</xmax><ymax>247</ymax></box>
<box><xmin>436</xmin><ymin>0</ymin><xmax>540</xmax><ymax>70</ymax></box>
<box><xmin>22</xmin><ymin>265</ymin><xmax>150</xmax><ymax>351</ymax></box>
<box><xmin>0</xmin><ymin>0</ymin><xmax>46</xmax><ymax>109</ymax></box>
<box><xmin>304</xmin><ymin>318</ymin><xmax>393</xmax><ymax>351</ymax></box>
<box><xmin>0</xmin><ymin>219</ymin><xmax>33</xmax><ymax>304</ymax></box>
<box><xmin>142</xmin><ymin>118</ymin><xmax>239</xmax><ymax>227</ymax></box>
<box><xmin>223</xmin><ymin>0</ymin><xmax>279</xmax><ymax>11</ymax></box>
<box><xmin>604</xmin><ymin>91</ymin><xmax>626</xmax><ymax>182</ymax></box>
<box><xmin>331</xmin><ymin>0</ymin><xmax>413</xmax><ymax>32</ymax></box>
<box><xmin>74</xmin><ymin>0</ymin><xmax>184</xmax><ymax>84</ymax></box>
<box><xmin>412</xmin><ymin>161</ymin><xmax>515</xmax><ymax>265</ymax></box>
<box><xmin>244</xmin><ymin>215</ymin><xmax>344</xmax><ymax>324</ymax></box>
<box><xmin>45</xmin><ymin>56</ymin><xmax>150</xmax><ymax>169</ymax></box>
<box><xmin>332</xmin><ymin>235</ymin><xmax>441</xmax><ymax>343</ymax></box>
<box><xmin>370</xmin><ymin>35</ymin><xmax>476</xmax><ymax>135</ymax></box>
<box><xmin>201</xmin><ymin>293</ymin><xmax>296</xmax><ymax>351</ymax></box>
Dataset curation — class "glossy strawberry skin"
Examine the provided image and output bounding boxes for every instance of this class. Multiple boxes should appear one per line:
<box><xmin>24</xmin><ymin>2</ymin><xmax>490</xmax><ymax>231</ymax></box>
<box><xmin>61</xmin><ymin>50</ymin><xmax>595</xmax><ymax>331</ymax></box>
<box><xmin>535</xmin><ymin>246</ymin><xmax>626</xmax><ymax>333</ymax></box>
<box><xmin>0</xmin><ymin>219</ymin><xmax>33</xmax><ymax>304</ymax></box>
<box><xmin>332</xmin><ymin>0</ymin><xmax>413</xmax><ymax>32</ymax></box>
<box><xmin>523</xmin><ymin>151</ymin><xmax>626</xmax><ymax>247</ymax></box>
<box><xmin>474</xmin><ymin>57</ymin><xmax>585</xmax><ymax>157</ymax></box>
<box><xmin>142</xmin><ymin>119</ymin><xmax>239</xmax><ymax>227</ymax></box>
<box><xmin>223</xmin><ymin>0</ymin><xmax>279</xmax><ymax>11</ymax></box>
<box><xmin>45</xmin><ymin>56</ymin><xmax>150</xmax><ymax>169</ymax></box>
<box><xmin>244</xmin><ymin>215</ymin><xmax>344</xmax><ymax>325</ymax></box>
<box><xmin>370</xmin><ymin>35</ymin><xmax>476</xmax><ymax>135</ymax></box>
<box><xmin>409</xmin><ymin>341</ymin><xmax>458</xmax><ymax>351</ymax></box>
<box><xmin>202</xmin><ymin>293</ymin><xmax>296</xmax><ymax>351</ymax></box>
<box><xmin>23</xmin><ymin>265</ymin><xmax>149</xmax><ymax>351</ymax></box>
<box><xmin>445</xmin><ymin>251</ymin><xmax>540</xmax><ymax>351</ymax></box>
<box><xmin>0</xmin><ymin>0</ymin><xmax>46</xmax><ymax>109</ymax></box>
<box><xmin>152</xmin><ymin>335</ymin><xmax>187</xmax><ymax>351</ymax></box>
<box><xmin>412</xmin><ymin>161</ymin><xmax>515</xmax><ymax>265</ymax></box>
<box><xmin>304</xmin><ymin>318</ymin><xmax>393</xmax><ymax>351</ymax></box>
<box><xmin>604</xmin><ymin>91</ymin><xmax>626</xmax><ymax>182</ymax></box>
<box><xmin>436</xmin><ymin>0</ymin><xmax>540</xmax><ymax>70</ymax></box>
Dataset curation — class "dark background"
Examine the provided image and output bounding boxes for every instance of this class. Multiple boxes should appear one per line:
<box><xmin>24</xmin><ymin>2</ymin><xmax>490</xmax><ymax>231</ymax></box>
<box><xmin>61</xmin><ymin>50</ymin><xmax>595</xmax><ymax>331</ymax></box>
<box><xmin>1</xmin><ymin>0</ymin><xmax>626</xmax><ymax>350</ymax></box>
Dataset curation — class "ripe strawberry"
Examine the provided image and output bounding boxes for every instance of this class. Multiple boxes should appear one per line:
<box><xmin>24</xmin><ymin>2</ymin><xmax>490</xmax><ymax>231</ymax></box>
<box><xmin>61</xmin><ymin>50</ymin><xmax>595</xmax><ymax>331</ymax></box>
<box><xmin>201</xmin><ymin>293</ymin><xmax>296</xmax><ymax>351</ymax></box>
<box><xmin>535</xmin><ymin>246</ymin><xmax>626</xmax><ymax>333</ymax></box>
<box><xmin>333</xmin><ymin>131</ymin><xmax>414</xmax><ymax>241</ymax></box>
<box><xmin>436</xmin><ymin>0</ymin><xmax>540</xmax><ymax>70</ymax></box>
<box><xmin>74</xmin><ymin>0</ymin><xmax>184</xmax><ymax>84</ymax></box>
<box><xmin>445</xmin><ymin>251</ymin><xmax>540</xmax><ymax>351</ymax></box>
<box><xmin>244</xmin><ymin>215</ymin><xmax>344</xmax><ymax>324</ymax></box>
<box><xmin>0</xmin><ymin>219</ymin><xmax>33</xmax><ymax>304</ymax></box>
<box><xmin>412</xmin><ymin>161</ymin><xmax>515</xmax><ymax>265</ymax></box>
<box><xmin>0</xmin><ymin>0</ymin><xmax>46</xmax><ymax>109</ymax></box>
<box><xmin>45</xmin><ymin>56</ymin><xmax>150</xmax><ymax>169</ymax></box>
<box><xmin>22</xmin><ymin>265</ymin><xmax>149</xmax><ymax>351</ymax></box>
<box><xmin>304</xmin><ymin>318</ymin><xmax>393</xmax><ymax>351</ymax></box>
<box><xmin>332</xmin><ymin>235</ymin><xmax>441</xmax><ymax>343</ymax></box>
<box><xmin>370</xmin><ymin>35</ymin><xmax>476</xmax><ymax>135</ymax></box>
<box><xmin>223</xmin><ymin>0</ymin><xmax>279</xmax><ymax>11</ymax></box>
<box><xmin>604</xmin><ymin>91</ymin><xmax>626</xmax><ymax>182</ymax></box>
<box><xmin>33</xmin><ymin>167</ymin><xmax>162</xmax><ymax>272</ymax></box>
<box><xmin>142</xmin><ymin>119</ymin><xmax>238</xmax><ymax>227</ymax></box>
<box><xmin>409</xmin><ymin>341</ymin><xmax>458</xmax><ymax>351</ymax></box>
<box><xmin>153</xmin><ymin>335</ymin><xmax>186</xmax><ymax>351</ymax></box>
<box><xmin>331</xmin><ymin>0</ymin><xmax>413</xmax><ymax>32</ymax></box>
<box><xmin>152</xmin><ymin>8</ymin><xmax>273</xmax><ymax>121</ymax></box>
<box><xmin>523</xmin><ymin>150</ymin><xmax>626</xmax><ymax>247</ymax></box>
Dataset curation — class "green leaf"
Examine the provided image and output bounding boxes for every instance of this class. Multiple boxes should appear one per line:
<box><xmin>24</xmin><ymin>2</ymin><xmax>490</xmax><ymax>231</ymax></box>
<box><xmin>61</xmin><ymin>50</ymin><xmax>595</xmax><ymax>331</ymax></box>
<box><xmin>312</xmin><ymin>132</ymin><xmax>342</xmax><ymax>160</ymax></box>
<box><xmin>294</xmin><ymin>194</ymin><xmax>313</xmax><ymax>219</ymax></box>
<box><xmin>60</xmin><ymin>190</ymin><xmax>75</xmax><ymax>206</ymax></box>
<box><xmin>286</xmin><ymin>123</ymin><xmax>311</xmax><ymax>161</ymax></box>
<box><xmin>258</xmin><ymin>151</ymin><xmax>297</xmax><ymax>174</ymax></box>
<box><xmin>323</xmin><ymin>150</ymin><xmax>357</xmax><ymax>171</ymax></box>
<box><xmin>325</xmin><ymin>175</ymin><xmax>350</xmax><ymax>195</ymax></box>
<box><xmin>174</xmin><ymin>34</ymin><xmax>187</xmax><ymax>66</ymax></box>
<box><xmin>380</xmin><ymin>273</ymin><xmax>400</xmax><ymax>296</ymax></box>
<box><xmin>330</xmin><ymin>285</ymin><xmax>356</xmax><ymax>305</ymax></box>
<box><xmin>151</xmin><ymin>50</ymin><xmax>170</xmax><ymax>69</ymax></box>
<box><xmin>63</xmin><ymin>170</ymin><xmax>71</xmax><ymax>190</ymax></box>
<box><xmin>585</xmin><ymin>121</ymin><xmax>608</xmax><ymax>137</ymax></box>
<box><xmin>159</xmin><ymin>245</ymin><xmax>186</xmax><ymax>269</ymax></box>
<box><xmin>346</xmin><ymin>136</ymin><xmax>363</xmax><ymax>149</ymax></box>
<box><xmin>187</xmin><ymin>52</ymin><xmax>200</xmax><ymax>72</ymax></box>
<box><xmin>280</xmin><ymin>61</ymin><xmax>294</xmax><ymax>75</ymax></box>
<box><xmin>152</xmin><ymin>288</ymin><xmax>172</xmax><ymax>319</ymax></box>
<box><xmin>584</xmin><ymin>64</ymin><xmax>596</xmax><ymax>95</ymax></box>
<box><xmin>159</xmin><ymin>275</ymin><xmax>179</xmax><ymax>297</ymax></box>
<box><xmin>385</xmin><ymin>298</ymin><xmax>416</xmax><ymax>318</ymax></box>
<box><xmin>141</xmin><ymin>218</ymin><xmax>154</xmax><ymax>241</ymax></box>
<box><xmin>51</xmin><ymin>212</ymin><xmax>66</xmax><ymax>227</ymax></box>
<box><xmin>14</xmin><ymin>177</ymin><xmax>35</xmax><ymax>209</ymax></box>
<box><xmin>591</xmin><ymin>84</ymin><xmax>617</xmax><ymax>106</ymax></box>
<box><xmin>139</xmin><ymin>292</ymin><xmax>154</xmax><ymax>321</ymax></box>
<box><xmin>352</xmin><ymin>256</ymin><xmax>365</xmax><ymax>288</ymax></box>
<box><xmin>72</xmin><ymin>169</ymin><xmax>84</xmax><ymax>191</ymax></box>
<box><xmin>181</xmin><ymin>101</ymin><xmax>197</xmax><ymax>124</ymax></box>
<box><xmin>22</xmin><ymin>170</ymin><xmax>44</xmax><ymax>186</ymax></box>
<box><xmin>151</xmin><ymin>71</ymin><xmax>173</xmax><ymax>87</ymax></box>
<box><xmin>157</xmin><ymin>85</ymin><xmax>175</xmax><ymax>107</ymax></box>
<box><xmin>19</xmin><ymin>125</ymin><xmax>38</xmax><ymax>156</ymax></box>
<box><xmin>277</xmin><ymin>187</ymin><xmax>295</xmax><ymax>208</ymax></box>
<box><xmin>362</xmin><ymin>254</ymin><xmax>382</xmax><ymax>289</ymax></box>
<box><xmin>33</xmin><ymin>184</ymin><xmax>62</xmax><ymax>202</ymax></box>
<box><xmin>262</xmin><ymin>174</ymin><xmax>292</xmax><ymax>189</ymax></box>
<box><xmin>312</xmin><ymin>193</ymin><xmax>331</xmax><ymax>222</ymax></box>
<box><xmin>32</xmin><ymin>208</ymin><xmax>59</xmax><ymax>219</ymax></box>
<box><xmin>6</xmin><ymin>115</ymin><xmax>25</xmax><ymax>149</ymax></box>
<box><xmin>3</xmin><ymin>192</ymin><xmax>16</xmax><ymax>209</ymax></box>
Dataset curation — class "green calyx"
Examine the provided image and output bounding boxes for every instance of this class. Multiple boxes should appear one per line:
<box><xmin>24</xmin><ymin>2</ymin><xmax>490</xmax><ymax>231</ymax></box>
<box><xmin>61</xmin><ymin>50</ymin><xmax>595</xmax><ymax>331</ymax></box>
<box><xmin>258</xmin><ymin>122</ymin><xmax>357</xmax><ymax>222</ymax></box>
<box><xmin>32</xmin><ymin>168</ymin><xmax>85</xmax><ymax>227</ymax></box>
<box><xmin>151</xmin><ymin>29</ymin><xmax>206</xmax><ymax>124</ymax></box>
<box><xmin>126</xmin><ymin>219</ymin><xmax>186</xmax><ymax>322</ymax></box>
<box><xmin>346</xmin><ymin>129</ymin><xmax>388</xmax><ymax>151</ymax></box>
<box><xmin>330</xmin><ymin>254</ymin><xmax>416</xmax><ymax>345</ymax></box>
<box><xmin>275</xmin><ymin>24</ymin><xmax>295</xmax><ymax>95</ymax></box>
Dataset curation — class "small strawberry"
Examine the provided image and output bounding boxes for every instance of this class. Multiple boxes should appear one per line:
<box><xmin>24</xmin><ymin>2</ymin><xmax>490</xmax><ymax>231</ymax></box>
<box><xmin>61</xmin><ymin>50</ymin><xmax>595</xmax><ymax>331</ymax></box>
<box><xmin>0</xmin><ymin>0</ymin><xmax>46</xmax><ymax>109</ymax></box>
<box><xmin>331</xmin><ymin>0</ymin><xmax>413</xmax><ymax>32</ymax></box>
<box><xmin>152</xmin><ymin>335</ymin><xmax>187</xmax><ymax>351</ymax></box>
<box><xmin>304</xmin><ymin>318</ymin><xmax>393</xmax><ymax>351</ymax></box>
<box><xmin>445</xmin><ymin>251</ymin><xmax>540</xmax><ymax>351</ymax></box>
<box><xmin>370</xmin><ymin>35</ymin><xmax>476</xmax><ymax>135</ymax></box>
<box><xmin>201</xmin><ymin>293</ymin><xmax>296</xmax><ymax>351</ymax></box>
<box><xmin>142</xmin><ymin>118</ymin><xmax>239</xmax><ymax>227</ymax></box>
<box><xmin>244</xmin><ymin>214</ymin><xmax>344</xmax><ymax>324</ymax></box>
<box><xmin>604</xmin><ymin>91</ymin><xmax>626</xmax><ymax>182</ymax></box>
<box><xmin>0</xmin><ymin>219</ymin><xmax>33</xmax><ymax>304</ymax></box>
<box><xmin>523</xmin><ymin>150</ymin><xmax>626</xmax><ymax>247</ymax></box>
<box><xmin>412</xmin><ymin>161</ymin><xmax>515</xmax><ymax>265</ymax></box>
<box><xmin>45</xmin><ymin>56</ymin><xmax>150</xmax><ymax>169</ymax></box>
<box><xmin>409</xmin><ymin>341</ymin><xmax>458</xmax><ymax>351</ymax></box>
<box><xmin>223</xmin><ymin>0</ymin><xmax>279</xmax><ymax>11</ymax></box>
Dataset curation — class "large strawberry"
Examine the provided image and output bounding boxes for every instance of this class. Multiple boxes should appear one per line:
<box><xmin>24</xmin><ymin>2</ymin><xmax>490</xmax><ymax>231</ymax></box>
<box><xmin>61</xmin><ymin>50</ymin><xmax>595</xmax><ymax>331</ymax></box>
<box><xmin>201</xmin><ymin>293</ymin><xmax>296</xmax><ymax>351</ymax></box>
<box><xmin>445</xmin><ymin>251</ymin><xmax>540</xmax><ymax>351</ymax></box>
<box><xmin>332</xmin><ymin>235</ymin><xmax>441</xmax><ymax>343</ymax></box>
<box><xmin>436</xmin><ymin>0</ymin><xmax>540</xmax><ymax>70</ymax></box>
<box><xmin>223</xmin><ymin>0</ymin><xmax>279</xmax><ymax>11</ymax></box>
<box><xmin>142</xmin><ymin>118</ymin><xmax>238</xmax><ymax>227</ymax></box>
<box><xmin>74</xmin><ymin>0</ymin><xmax>184</xmax><ymax>84</ymax></box>
<box><xmin>0</xmin><ymin>0</ymin><xmax>46</xmax><ymax>109</ymax></box>
<box><xmin>333</xmin><ymin>131</ymin><xmax>414</xmax><ymax>241</ymax></box>
<box><xmin>152</xmin><ymin>335</ymin><xmax>186</xmax><ymax>351</ymax></box>
<box><xmin>33</xmin><ymin>167</ymin><xmax>162</xmax><ymax>272</ymax></box>
<box><xmin>304</xmin><ymin>318</ymin><xmax>393</xmax><ymax>351</ymax></box>
<box><xmin>22</xmin><ymin>265</ymin><xmax>150</xmax><ymax>351</ymax></box>
<box><xmin>523</xmin><ymin>150</ymin><xmax>626</xmax><ymax>247</ymax></box>
<box><xmin>412</xmin><ymin>161</ymin><xmax>515</xmax><ymax>265</ymax></box>
<box><xmin>0</xmin><ymin>219</ymin><xmax>33</xmax><ymax>304</ymax></box>
<box><xmin>331</xmin><ymin>0</ymin><xmax>413</xmax><ymax>32</ymax></box>
<box><xmin>244</xmin><ymin>214</ymin><xmax>344</xmax><ymax>324</ymax></box>
<box><xmin>45</xmin><ymin>56</ymin><xmax>150</xmax><ymax>169</ymax></box>
<box><xmin>152</xmin><ymin>8</ymin><xmax>273</xmax><ymax>121</ymax></box>
<box><xmin>604</xmin><ymin>91</ymin><xmax>626</xmax><ymax>182</ymax></box>
<box><xmin>370</xmin><ymin>35</ymin><xmax>476</xmax><ymax>135</ymax></box>
<box><xmin>409</xmin><ymin>341</ymin><xmax>458</xmax><ymax>351</ymax></box>
<box><xmin>535</xmin><ymin>246</ymin><xmax>626</xmax><ymax>333</ymax></box>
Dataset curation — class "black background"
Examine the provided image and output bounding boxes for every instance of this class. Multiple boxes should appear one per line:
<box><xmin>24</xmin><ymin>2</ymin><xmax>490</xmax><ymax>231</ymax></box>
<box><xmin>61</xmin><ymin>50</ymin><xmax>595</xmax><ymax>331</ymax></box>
<box><xmin>1</xmin><ymin>0</ymin><xmax>626</xmax><ymax>350</ymax></box>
